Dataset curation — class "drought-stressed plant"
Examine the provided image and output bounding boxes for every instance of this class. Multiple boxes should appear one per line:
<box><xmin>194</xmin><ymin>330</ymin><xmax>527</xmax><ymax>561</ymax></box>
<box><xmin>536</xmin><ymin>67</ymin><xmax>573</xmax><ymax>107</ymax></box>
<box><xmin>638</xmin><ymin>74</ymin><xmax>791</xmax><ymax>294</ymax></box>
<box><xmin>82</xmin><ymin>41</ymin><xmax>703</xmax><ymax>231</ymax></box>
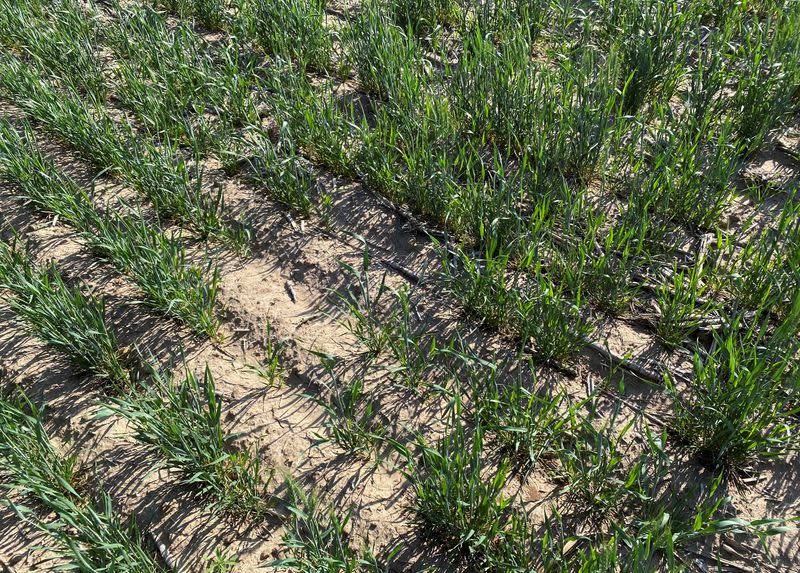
<box><xmin>103</xmin><ymin>365</ymin><xmax>273</xmax><ymax>518</ymax></box>
<box><xmin>0</xmin><ymin>239</ymin><xmax>128</xmax><ymax>385</ymax></box>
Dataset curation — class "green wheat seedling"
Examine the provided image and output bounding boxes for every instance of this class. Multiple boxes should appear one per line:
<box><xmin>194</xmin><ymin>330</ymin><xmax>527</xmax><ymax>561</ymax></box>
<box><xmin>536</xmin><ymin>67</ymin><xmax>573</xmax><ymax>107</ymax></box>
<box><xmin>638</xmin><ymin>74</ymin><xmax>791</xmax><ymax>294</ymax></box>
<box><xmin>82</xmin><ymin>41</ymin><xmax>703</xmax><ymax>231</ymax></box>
<box><xmin>265</xmin><ymin>64</ymin><xmax>356</xmax><ymax>177</ymax></box>
<box><xmin>248</xmin><ymin>323</ymin><xmax>285</xmax><ymax>384</ymax></box>
<box><xmin>383</xmin><ymin>284</ymin><xmax>438</xmax><ymax>387</ymax></box>
<box><xmin>0</xmin><ymin>120</ymin><xmax>221</xmax><ymax>338</ymax></box>
<box><xmin>450</xmin><ymin>28</ymin><xmax>556</xmax><ymax>152</ymax></box>
<box><xmin>0</xmin><ymin>239</ymin><xmax>128</xmax><ymax>385</ymax></box>
<box><xmin>88</xmin><ymin>212</ymin><xmax>223</xmax><ymax>339</ymax></box>
<box><xmin>354</xmin><ymin>90</ymin><xmax>468</xmax><ymax>227</ymax></box>
<box><xmin>108</xmin><ymin>5</ymin><xmax>258</xmax><ymax>148</ymax></box>
<box><xmin>332</xmin><ymin>246</ymin><xmax>394</xmax><ymax>355</ymax></box>
<box><xmin>471</xmin><ymin>0</ymin><xmax>549</xmax><ymax>44</ymax></box>
<box><xmin>471</xmin><ymin>363</ymin><xmax>568</xmax><ymax>471</ymax></box>
<box><xmin>555</xmin><ymin>407</ymin><xmax>639</xmax><ymax>514</ymax></box>
<box><xmin>666</xmin><ymin>310</ymin><xmax>800</xmax><ymax>471</ymax></box>
<box><xmin>585</xmin><ymin>219</ymin><xmax>646</xmax><ymax>316</ymax></box>
<box><xmin>439</xmin><ymin>243</ymin><xmax>512</xmax><ymax>330</ymax></box>
<box><xmin>0</xmin><ymin>0</ymin><xmax>107</xmax><ymax>99</ymax></box>
<box><xmin>601</xmin><ymin>0</ymin><xmax>696</xmax><ymax>114</ymax></box>
<box><xmin>240</xmin><ymin>125</ymin><xmax>318</xmax><ymax>217</ymax></box>
<box><xmin>0</xmin><ymin>392</ymin><xmax>167</xmax><ymax>572</ymax></box>
<box><xmin>103</xmin><ymin>365</ymin><xmax>273</xmax><ymax>518</ymax></box>
<box><xmin>268</xmin><ymin>478</ymin><xmax>390</xmax><ymax>572</ymax></box>
<box><xmin>154</xmin><ymin>0</ymin><xmax>232</xmax><ymax>30</ymax></box>
<box><xmin>312</xmin><ymin>355</ymin><xmax>386</xmax><ymax>458</ymax></box>
<box><xmin>343</xmin><ymin>2</ymin><xmax>426</xmax><ymax>105</ymax></box>
<box><xmin>206</xmin><ymin>549</ymin><xmax>238</xmax><ymax>573</ymax></box>
<box><xmin>545</xmin><ymin>437</ymin><xmax>796</xmax><ymax>570</ymax></box>
<box><xmin>388</xmin><ymin>0</ymin><xmax>461</xmax><ymax>36</ymax></box>
<box><xmin>655</xmin><ymin>261</ymin><xmax>716</xmax><ymax>348</ymax></box>
<box><xmin>513</xmin><ymin>269</ymin><xmax>593</xmax><ymax>365</ymax></box>
<box><xmin>555</xmin><ymin>46</ymin><xmax>622</xmax><ymax>181</ymax></box>
<box><xmin>728</xmin><ymin>191</ymin><xmax>800</xmax><ymax>315</ymax></box>
<box><xmin>639</xmin><ymin>108</ymin><xmax>738</xmax><ymax>231</ymax></box>
<box><xmin>245</xmin><ymin>0</ymin><xmax>332</xmax><ymax>72</ymax></box>
<box><xmin>399</xmin><ymin>407</ymin><xmax>511</xmax><ymax>558</ymax></box>
<box><xmin>728</xmin><ymin>9</ymin><xmax>800</xmax><ymax>156</ymax></box>
<box><xmin>0</xmin><ymin>56</ymin><xmax>246</xmax><ymax>250</ymax></box>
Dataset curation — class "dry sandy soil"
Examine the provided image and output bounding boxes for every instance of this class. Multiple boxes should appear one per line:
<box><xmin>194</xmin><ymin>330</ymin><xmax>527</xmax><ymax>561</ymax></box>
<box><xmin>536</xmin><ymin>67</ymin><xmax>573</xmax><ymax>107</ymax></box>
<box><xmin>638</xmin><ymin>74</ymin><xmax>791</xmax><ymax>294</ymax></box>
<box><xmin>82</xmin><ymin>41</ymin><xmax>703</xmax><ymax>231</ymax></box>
<box><xmin>1</xmin><ymin>4</ymin><xmax>799</xmax><ymax>573</ymax></box>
